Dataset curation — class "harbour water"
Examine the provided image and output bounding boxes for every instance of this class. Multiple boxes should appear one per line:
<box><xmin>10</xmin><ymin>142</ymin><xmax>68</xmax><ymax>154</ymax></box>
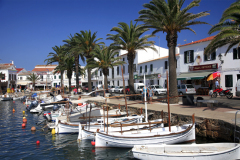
<box><xmin>0</xmin><ymin>100</ymin><xmax>224</xmax><ymax>160</ymax></box>
<box><xmin>0</xmin><ymin>101</ymin><xmax>134</xmax><ymax>160</ymax></box>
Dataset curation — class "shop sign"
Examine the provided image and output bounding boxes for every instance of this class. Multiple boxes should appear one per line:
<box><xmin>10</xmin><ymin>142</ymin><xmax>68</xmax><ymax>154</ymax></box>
<box><xmin>189</xmin><ymin>63</ymin><xmax>218</xmax><ymax>71</ymax></box>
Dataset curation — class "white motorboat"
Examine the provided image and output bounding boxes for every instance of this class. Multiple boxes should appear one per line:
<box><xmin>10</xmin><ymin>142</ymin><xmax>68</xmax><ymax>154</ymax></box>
<box><xmin>132</xmin><ymin>143</ymin><xmax>240</xmax><ymax>160</ymax></box>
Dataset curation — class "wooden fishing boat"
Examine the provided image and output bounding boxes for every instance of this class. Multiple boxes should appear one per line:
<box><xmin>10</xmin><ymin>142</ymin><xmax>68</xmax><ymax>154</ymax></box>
<box><xmin>132</xmin><ymin>143</ymin><xmax>240</xmax><ymax>160</ymax></box>
<box><xmin>95</xmin><ymin>114</ymin><xmax>195</xmax><ymax>148</ymax></box>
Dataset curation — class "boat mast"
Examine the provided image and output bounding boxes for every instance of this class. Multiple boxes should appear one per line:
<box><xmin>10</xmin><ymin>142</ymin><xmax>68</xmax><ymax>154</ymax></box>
<box><xmin>121</xmin><ymin>65</ymin><xmax>128</xmax><ymax>117</ymax></box>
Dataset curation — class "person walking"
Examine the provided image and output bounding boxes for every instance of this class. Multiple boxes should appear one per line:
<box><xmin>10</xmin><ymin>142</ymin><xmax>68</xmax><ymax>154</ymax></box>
<box><xmin>215</xmin><ymin>79</ymin><xmax>219</xmax><ymax>89</ymax></box>
<box><xmin>148</xmin><ymin>86</ymin><xmax>154</xmax><ymax>104</ymax></box>
<box><xmin>142</xmin><ymin>85</ymin><xmax>148</xmax><ymax>104</ymax></box>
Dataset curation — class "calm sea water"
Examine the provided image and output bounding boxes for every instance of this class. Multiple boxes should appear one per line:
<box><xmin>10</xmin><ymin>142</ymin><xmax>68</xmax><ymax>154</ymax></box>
<box><xmin>0</xmin><ymin>100</ymin><xmax>225</xmax><ymax>160</ymax></box>
<box><xmin>0</xmin><ymin>101</ymin><xmax>134</xmax><ymax>160</ymax></box>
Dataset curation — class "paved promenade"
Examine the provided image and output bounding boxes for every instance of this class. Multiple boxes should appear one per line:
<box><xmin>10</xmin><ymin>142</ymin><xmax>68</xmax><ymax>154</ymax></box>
<box><xmin>90</xmin><ymin>95</ymin><xmax>240</xmax><ymax>125</ymax></box>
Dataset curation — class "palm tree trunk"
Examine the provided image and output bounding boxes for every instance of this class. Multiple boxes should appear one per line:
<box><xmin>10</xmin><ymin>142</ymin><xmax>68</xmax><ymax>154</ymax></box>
<box><xmin>127</xmin><ymin>54</ymin><xmax>135</xmax><ymax>94</ymax></box>
<box><xmin>75</xmin><ymin>54</ymin><xmax>80</xmax><ymax>90</ymax></box>
<box><xmin>167</xmin><ymin>33</ymin><xmax>179</xmax><ymax>104</ymax></box>
<box><xmin>87</xmin><ymin>68</ymin><xmax>92</xmax><ymax>92</ymax></box>
<box><xmin>60</xmin><ymin>71</ymin><xmax>64</xmax><ymax>88</ymax></box>
<box><xmin>68</xmin><ymin>77</ymin><xmax>72</xmax><ymax>92</ymax></box>
<box><xmin>103</xmin><ymin>69</ymin><xmax>108</xmax><ymax>90</ymax></box>
<box><xmin>0</xmin><ymin>80</ymin><xmax>2</xmax><ymax>94</ymax></box>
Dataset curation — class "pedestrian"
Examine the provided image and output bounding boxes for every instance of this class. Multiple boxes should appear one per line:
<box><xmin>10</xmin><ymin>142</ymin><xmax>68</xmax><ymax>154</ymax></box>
<box><xmin>215</xmin><ymin>79</ymin><xmax>219</xmax><ymax>89</ymax></box>
<box><xmin>78</xmin><ymin>95</ymin><xmax>81</xmax><ymax>100</ymax></box>
<box><xmin>142</xmin><ymin>85</ymin><xmax>148</xmax><ymax>104</ymax></box>
<box><xmin>148</xmin><ymin>86</ymin><xmax>154</xmax><ymax>104</ymax></box>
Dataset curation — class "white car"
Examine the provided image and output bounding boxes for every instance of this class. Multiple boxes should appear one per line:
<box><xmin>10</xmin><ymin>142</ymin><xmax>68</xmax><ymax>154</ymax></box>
<box><xmin>109</xmin><ymin>86</ymin><xmax>115</xmax><ymax>93</ymax></box>
<box><xmin>149</xmin><ymin>85</ymin><xmax>167</xmax><ymax>95</ymax></box>
<box><xmin>115</xmin><ymin>86</ymin><xmax>124</xmax><ymax>93</ymax></box>
<box><xmin>177</xmin><ymin>84</ymin><xmax>196</xmax><ymax>95</ymax></box>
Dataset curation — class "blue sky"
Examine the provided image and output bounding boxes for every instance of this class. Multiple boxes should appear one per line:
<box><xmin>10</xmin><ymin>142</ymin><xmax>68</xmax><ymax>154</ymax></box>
<box><xmin>0</xmin><ymin>0</ymin><xmax>236</xmax><ymax>70</ymax></box>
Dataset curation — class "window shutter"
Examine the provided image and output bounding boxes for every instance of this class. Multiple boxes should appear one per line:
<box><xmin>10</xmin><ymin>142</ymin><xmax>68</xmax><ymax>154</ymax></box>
<box><xmin>190</xmin><ymin>50</ymin><xmax>194</xmax><ymax>62</ymax></box>
<box><xmin>140</xmin><ymin>66</ymin><xmax>142</xmax><ymax>73</ymax></box>
<box><xmin>233</xmin><ymin>48</ymin><xmax>237</xmax><ymax>59</ymax></box>
<box><xmin>184</xmin><ymin>51</ymin><xmax>187</xmax><ymax>63</ymax></box>
<box><xmin>212</xmin><ymin>51</ymin><xmax>216</xmax><ymax>60</ymax></box>
<box><xmin>238</xmin><ymin>47</ymin><xmax>240</xmax><ymax>59</ymax></box>
<box><xmin>165</xmin><ymin>61</ymin><xmax>168</xmax><ymax>69</ymax></box>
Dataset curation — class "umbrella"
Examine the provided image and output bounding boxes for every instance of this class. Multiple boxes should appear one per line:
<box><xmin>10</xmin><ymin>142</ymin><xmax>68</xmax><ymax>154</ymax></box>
<box><xmin>207</xmin><ymin>71</ymin><xmax>220</xmax><ymax>81</ymax></box>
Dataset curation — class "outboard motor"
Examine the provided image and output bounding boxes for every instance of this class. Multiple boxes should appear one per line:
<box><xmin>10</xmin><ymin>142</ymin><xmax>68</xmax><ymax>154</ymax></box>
<box><xmin>43</xmin><ymin>111</ymin><xmax>52</xmax><ymax>122</ymax></box>
<box><xmin>32</xmin><ymin>100</ymin><xmax>38</xmax><ymax>107</ymax></box>
<box><xmin>26</xmin><ymin>100</ymin><xmax>39</xmax><ymax>111</ymax></box>
<box><xmin>53</xmin><ymin>104</ymin><xmax>60</xmax><ymax>111</ymax></box>
<box><xmin>21</xmin><ymin>96</ymin><xmax>27</xmax><ymax>102</ymax></box>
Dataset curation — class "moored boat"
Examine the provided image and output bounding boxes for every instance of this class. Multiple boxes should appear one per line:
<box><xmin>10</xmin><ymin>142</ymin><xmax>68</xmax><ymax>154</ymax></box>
<box><xmin>132</xmin><ymin>143</ymin><xmax>240</xmax><ymax>160</ymax></box>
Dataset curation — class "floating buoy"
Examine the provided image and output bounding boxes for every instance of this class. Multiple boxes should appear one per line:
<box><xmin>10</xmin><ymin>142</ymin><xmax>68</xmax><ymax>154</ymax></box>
<box><xmin>22</xmin><ymin>123</ymin><xmax>26</xmax><ymax>128</ymax></box>
<box><xmin>23</xmin><ymin>118</ymin><xmax>27</xmax><ymax>123</ymax></box>
<box><xmin>23</xmin><ymin>117</ymin><xmax>26</xmax><ymax>119</ymax></box>
<box><xmin>91</xmin><ymin>140</ymin><xmax>95</xmax><ymax>146</ymax></box>
<box><xmin>51</xmin><ymin>128</ymin><xmax>55</xmax><ymax>135</ymax></box>
<box><xmin>36</xmin><ymin>140</ymin><xmax>40</xmax><ymax>145</ymax></box>
<box><xmin>27</xmin><ymin>105</ymin><xmax>29</xmax><ymax>107</ymax></box>
<box><xmin>23</xmin><ymin>111</ymin><xmax>25</xmax><ymax>114</ymax></box>
<box><xmin>31</xmin><ymin>126</ymin><xmax>36</xmax><ymax>131</ymax></box>
<box><xmin>12</xmin><ymin>109</ymin><xmax>15</xmax><ymax>112</ymax></box>
<box><xmin>13</xmin><ymin>101</ymin><xmax>15</xmax><ymax>103</ymax></box>
<box><xmin>23</xmin><ymin>102</ymin><xmax>25</xmax><ymax>104</ymax></box>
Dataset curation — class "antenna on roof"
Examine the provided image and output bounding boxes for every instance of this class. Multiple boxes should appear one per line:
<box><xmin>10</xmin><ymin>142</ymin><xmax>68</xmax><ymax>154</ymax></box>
<box><xmin>10</xmin><ymin>60</ymin><xmax>14</xmax><ymax>64</ymax></box>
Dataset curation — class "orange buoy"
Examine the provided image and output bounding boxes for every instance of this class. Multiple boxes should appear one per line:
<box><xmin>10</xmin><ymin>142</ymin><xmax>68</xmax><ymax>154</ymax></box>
<box><xmin>23</xmin><ymin>118</ymin><xmax>27</xmax><ymax>123</ymax></box>
<box><xmin>22</xmin><ymin>123</ymin><xmax>26</xmax><ymax>128</ymax></box>
<box><xmin>91</xmin><ymin>140</ymin><xmax>95</xmax><ymax>146</ymax></box>
<box><xmin>12</xmin><ymin>109</ymin><xmax>15</xmax><ymax>112</ymax></box>
<box><xmin>23</xmin><ymin>102</ymin><xmax>25</xmax><ymax>104</ymax></box>
<box><xmin>27</xmin><ymin>105</ymin><xmax>29</xmax><ymax>107</ymax></box>
<box><xmin>31</xmin><ymin>126</ymin><xmax>36</xmax><ymax>131</ymax></box>
<box><xmin>13</xmin><ymin>101</ymin><xmax>15</xmax><ymax>103</ymax></box>
<box><xmin>36</xmin><ymin>140</ymin><xmax>40</xmax><ymax>145</ymax></box>
<box><xmin>78</xmin><ymin>103</ymin><xmax>83</xmax><ymax>106</ymax></box>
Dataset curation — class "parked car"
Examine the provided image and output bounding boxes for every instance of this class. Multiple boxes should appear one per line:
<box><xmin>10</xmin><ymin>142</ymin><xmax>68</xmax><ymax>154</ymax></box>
<box><xmin>177</xmin><ymin>84</ymin><xmax>196</xmax><ymax>95</ymax></box>
<box><xmin>115</xmin><ymin>86</ymin><xmax>124</xmax><ymax>93</ymax></box>
<box><xmin>134</xmin><ymin>83</ymin><xmax>145</xmax><ymax>94</ymax></box>
<box><xmin>149</xmin><ymin>85</ymin><xmax>167</xmax><ymax>95</ymax></box>
<box><xmin>125</xmin><ymin>86</ymin><xmax>130</xmax><ymax>94</ymax></box>
<box><xmin>109</xmin><ymin>86</ymin><xmax>115</xmax><ymax>93</ymax></box>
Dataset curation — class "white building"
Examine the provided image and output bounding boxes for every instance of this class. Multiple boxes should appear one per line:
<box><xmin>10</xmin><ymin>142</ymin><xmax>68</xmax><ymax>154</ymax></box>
<box><xmin>0</xmin><ymin>62</ymin><xmax>18</xmax><ymax>92</ymax></box>
<box><xmin>177</xmin><ymin>36</ymin><xmax>240</xmax><ymax>95</ymax></box>
<box><xmin>93</xmin><ymin>45</ymin><xmax>179</xmax><ymax>88</ymax></box>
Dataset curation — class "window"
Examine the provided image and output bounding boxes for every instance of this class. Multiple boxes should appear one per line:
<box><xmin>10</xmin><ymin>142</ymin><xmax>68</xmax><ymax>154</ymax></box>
<box><xmin>158</xmin><ymin>80</ymin><xmax>159</xmax><ymax>85</ymax></box>
<box><xmin>116</xmin><ymin>53</ymin><xmax>119</xmax><ymax>57</ymax></box>
<box><xmin>100</xmin><ymin>71</ymin><xmax>102</xmax><ymax>76</ymax></box>
<box><xmin>123</xmin><ymin>65</ymin><xmax>125</xmax><ymax>74</ymax></box>
<box><xmin>123</xmin><ymin>58</ymin><xmax>125</xmax><ymax>61</ymax></box>
<box><xmin>150</xmin><ymin>64</ymin><xmax>153</xmax><ymax>72</ymax></box>
<box><xmin>233</xmin><ymin>47</ymin><xmax>240</xmax><ymax>59</ymax></box>
<box><xmin>150</xmin><ymin>80</ymin><xmax>154</xmax><ymax>85</ymax></box>
<box><xmin>54</xmin><ymin>76</ymin><xmax>56</xmax><ymax>79</ymax></box>
<box><xmin>14</xmin><ymin>75</ymin><xmax>16</xmax><ymax>80</ymax></box>
<box><xmin>59</xmin><ymin>75</ymin><xmax>61</xmax><ymax>79</ymax></box>
<box><xmin>204</xmin><ymin>50</ymin><xmax>216</xmax><ymax>61</ymax></box>
<box><xmin>117</xmin><ymin>66</ymin><xmax>119</xmax><ymax>75</ymax></box>
<box><xmin>225</xmin><ymin>75</ymin><xmax>233</xmax><ymax>87</ymax></box>
<box><xmin>145</xmin><ymin>65</ymin><xmax>147</xmax><ymax>72</ymax></box>
<box><xmin>140</xmin><ymin>66</ymin><xmax>142</xmax><ymax>73</ymax></box>
<box><xmin>112</xmin><ymin>81</ymin><xmax>114</xmax><ymax>85</ymax></box>
<box><xmin>9</xmin><ymin>74</ymin><xmax>11</xmax><ymax>80</ymax></box>
<box><xmin>20</xmin><ymin>77</ymin><xmax>22</xmax><ymax>80</ymax></box>
<box><xmin>118</xmin><ymin>80</ymin><xmax>119</xmax><ymax>86</ymax></box>
<box><xmin>133</xmin><ymin>64</ymin><xmax>136</xmax><ymax>72</ymax></box>
<box><xmin>112</xmin><ymin>68</ymin><xmax>114</xmax><ymax>78</ymax></box>
<box><xmin>165</xmin><ymin>61</ymin><xmax>168</xmax><ymax>69</ymax></box>
<box><xmin>184</xmin><ymin>50</ymin><xmax>194</xmax><ymax>63</ymax></box>
<box><xmin>1</xmin><ymin>74</ymin><xmax>5</xmax><ymax>80</ymax></box>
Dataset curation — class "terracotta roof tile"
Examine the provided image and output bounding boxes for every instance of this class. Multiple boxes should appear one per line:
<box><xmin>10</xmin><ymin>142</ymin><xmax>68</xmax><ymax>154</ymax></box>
<box><xmin>178</xmin><ymin>36</ymin><xmax>215</xmax><ymax>47</ymax></box>
<box><xmin>16</xmin><ymin>68</ymin><xmax>24</xmax><ymax>73</ymax></box>
<box><xmin>32</xmin><ymin>68</ymin><xmax>55</xmax><ymax>72</ymax></box>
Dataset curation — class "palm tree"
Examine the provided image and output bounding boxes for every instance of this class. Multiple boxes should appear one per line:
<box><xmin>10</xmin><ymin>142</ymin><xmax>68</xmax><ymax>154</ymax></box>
<box><xmin>205</xmin><ymin>0</ymin><xmax>240</xmax><ymax>55</ymax></box>
<box><xmin>27</xmin><ymin>73</ymin><xmax>40</xmax><ymax>91</ymax></box>
<box><xmin>85</xmin><ymin>46</ymin><xmax>125</xmax><ymax>90</ymax></box>
<box><xmin>64</xmin><ymin>56</ymin><xmax>75</xmax><ymax>92</ymax></box>
<box><xmin>44</xmin><ymin>45</ymin><xmax>66</xmax><ymax>89</ymax></box>
<box><xmin>75</xmin><ymin>30</ymin><xmax>104</xmax><ymax>92</ymax></box>
<box><xmin>107</xmin><ymin>21</ymin><xmax>156</xmax><ymax>95</ymax></box>
<box><xmin>137</xmin><ymin>0</ymin><xmax>209</xmax><ymax>103</ymax></box>
<box><xmin>63</xmin><ymin>34</ymin><xmax>85</xmax><ymax>91</ymax></box>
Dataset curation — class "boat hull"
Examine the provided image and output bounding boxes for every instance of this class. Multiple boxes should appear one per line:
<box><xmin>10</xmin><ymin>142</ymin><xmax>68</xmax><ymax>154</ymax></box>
<box><xmin>95</xmin><ymin>124</ymin><xmax>195</xmax><ymax>148</ymax></box>
<box><xmin>132</xmin><ymin>143</ymin><xmax>240</xmax><ymax>160</ymax></box>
